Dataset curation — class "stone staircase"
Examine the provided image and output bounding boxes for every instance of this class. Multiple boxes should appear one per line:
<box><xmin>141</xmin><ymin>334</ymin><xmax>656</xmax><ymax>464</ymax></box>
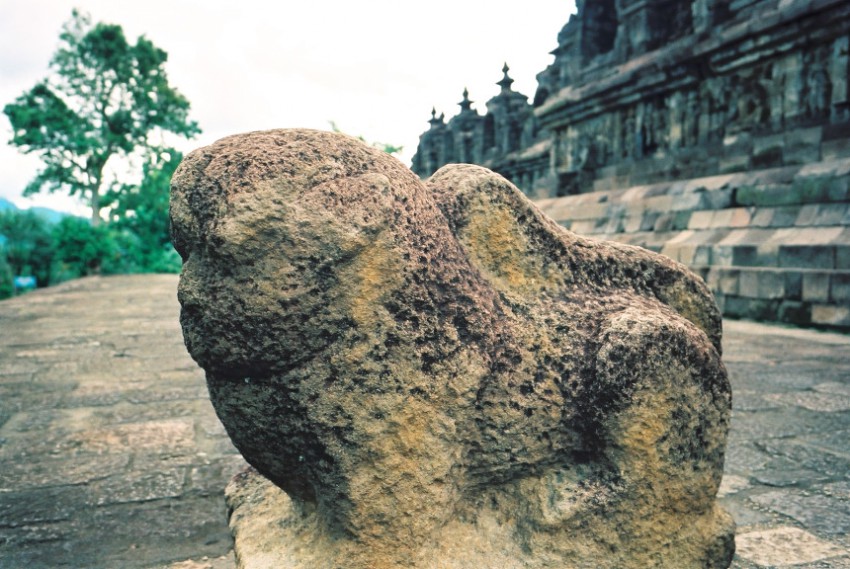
<box><xmin>536</xmin><ymin>158</ymin><xmax>850</xmax><ymax>329</ymax></box>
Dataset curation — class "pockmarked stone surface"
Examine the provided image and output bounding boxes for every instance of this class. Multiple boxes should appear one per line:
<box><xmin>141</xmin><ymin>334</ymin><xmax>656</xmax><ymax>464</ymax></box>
<box><xmin>170</xmin><ymin>129</ymin><xmax>735</xmax><ymax>568</ymax></box>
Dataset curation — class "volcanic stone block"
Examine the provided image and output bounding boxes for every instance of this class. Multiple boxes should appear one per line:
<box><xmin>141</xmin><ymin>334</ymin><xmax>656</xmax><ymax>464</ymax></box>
<box><xmin>736</xmin><ymin>184</ymin><xmax>800</xmax><ymax>207</ymax></box>
<box><xmin>171</xmin><ymin>129</ymin><xmax>735</xmax><ymax>569</ymax></box>
<box><xmin>792</xmin><ymin>174</ymin><xmax>850</xmax><ymax>204</ymax></box>
<box><xmin>832</xmin><ymin>273</ymin><xmax>850</xmax><ymax>303</ymax></box>
<box><xmin>752</xmin><ymin>134</ymin><xmax>785</xmax><ymax>169</ymax></box>
<box><xmin>739</xmin><ymin>270</ymin><xmax>786</xmax><ymax>299</ymax></box>
<box><xmin>822</xmin><ymin>138</ymin><xmax>850</xmax><ymax>162</ymax></box>
<box><xmin>783</xmin><ymin>127</ymin><xmax>823</xmax><ymax>165</ymax></box>
<box><xmin>778</xmin><ymin>300</ymin><xmax>812</xmax><ymax>325</ymax></box>
<box><xmin>812</xmin><ymin>304</ymin><xmax>850</xmax><ymax>327</ymax></box>
<box><xmin>803</xmin><ymin>272</ymin><xmax>831</xmax><ymax>302</ymax></box>
<box><xmin>779</xmin><ymin>245</ymin><xmax>835</xmax><ymax>269</ymax></box>
<box><xmin>785</xmin><ymin>271</ymin><xmax>803</xmax><ymax>300</ymax></box>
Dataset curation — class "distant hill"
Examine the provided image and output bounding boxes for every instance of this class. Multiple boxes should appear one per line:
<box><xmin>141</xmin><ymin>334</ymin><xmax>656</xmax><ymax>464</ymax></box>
<box><xmin>0</xmin><ymin>198</ymin><xmax>72</xmax><ymax>224</ymax></box>
<box><xmin>0</xmin><ymin>197</ymin><xmax>17</xmax><ymax>212</ymax></box>
<box><xmin>28</xmin><ymin>207</ymin><xmax>68</xmax><ymax>224</ymax></box>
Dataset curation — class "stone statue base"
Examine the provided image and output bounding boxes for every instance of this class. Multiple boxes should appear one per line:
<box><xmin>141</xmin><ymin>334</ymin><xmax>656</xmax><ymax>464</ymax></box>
<box><xmin>226</xmin><ymin>467</ymin><xmax>733</xmax><ymax>569</ymax></box>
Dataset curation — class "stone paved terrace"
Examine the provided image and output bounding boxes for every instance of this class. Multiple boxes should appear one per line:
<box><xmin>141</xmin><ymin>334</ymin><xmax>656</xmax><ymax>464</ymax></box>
<box><xmin>0</xmin><ymin>275</ymin><xmax>848</xmax><ymax>568</ymax></box>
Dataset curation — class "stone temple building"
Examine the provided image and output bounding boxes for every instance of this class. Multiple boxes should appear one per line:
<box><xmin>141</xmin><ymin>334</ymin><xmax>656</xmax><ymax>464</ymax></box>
<box><xmin>412</xmin><ymin>0</ymin><xmax>850</xmax><ymax>329</ymax></box>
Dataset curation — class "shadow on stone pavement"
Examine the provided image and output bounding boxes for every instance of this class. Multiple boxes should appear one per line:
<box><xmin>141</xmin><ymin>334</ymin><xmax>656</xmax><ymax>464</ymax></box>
<box><xmin>0</xmin><ymin>275</ymin><xmax>848</xmax><ymax>568</ymax></box>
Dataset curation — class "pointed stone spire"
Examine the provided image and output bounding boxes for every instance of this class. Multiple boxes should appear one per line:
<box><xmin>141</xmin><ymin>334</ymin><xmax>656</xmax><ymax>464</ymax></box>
<box><xmin>497</xmin><ymin>62</ymin><xmax>515</xmax><ymax>93</ymax></box>
<box><xmin>459</xmin><ymin>88</ymin><xmax>473</xmax><ymax>112</ymax></box>
<box><xmin>429</xmin><ymin>107</ymin><xmax>443</xmax><ymax>128</ymax></box>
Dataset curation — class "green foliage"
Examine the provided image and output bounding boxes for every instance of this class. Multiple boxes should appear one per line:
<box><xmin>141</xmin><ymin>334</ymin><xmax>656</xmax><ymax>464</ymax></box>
<box><xmin>0</xmin><ymin>252</ymin><xmax>14</xmax><ymax>300</ymax></box>
<box><xmin>106</xmin><ymin>146</ymin><xmax>183</xmax><ymax>273</ymax></box>
<box><xmin>3</xmin><ymin>10</ymin><xmax>200</xmax><ymax>225</ymax></box>
<box><xmin>0</xmin><ymin>177</ymin><xmax>183</xmax><ymax>297</ymax></box>
<box><xmin>0</xmin><ymin>210</ymin><xmax>54</xmax><ymax>288</ymax></box>
<box><xmin>50</xmin><ymin>216</ymin><xmax>116</xmax><ymax>281</ymax></box>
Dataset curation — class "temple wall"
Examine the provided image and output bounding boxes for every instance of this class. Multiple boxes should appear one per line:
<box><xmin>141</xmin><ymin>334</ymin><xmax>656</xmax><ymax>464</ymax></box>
<box><xmin>538</xmin><ymin>0</ymin><xmax>850</xmax><ymax>197</ymax></box>
<box><xmin>412</xmin><ymin>0</ymin><xmax>850</xmax><ymax>328</ymax></box>
<box><xmin>536</xmin><ymin>158</ymin><xmax>850</xmax><ymax>328</ymax></box>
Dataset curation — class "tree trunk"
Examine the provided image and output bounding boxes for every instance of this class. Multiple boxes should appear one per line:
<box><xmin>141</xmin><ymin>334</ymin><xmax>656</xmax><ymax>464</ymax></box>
<box><xmin>90</xmin><ymin>191</ymin><xmax>101</xmax><ymax>226</ymax></box>
<box><xmin>90</xmin><ymin>164</ymin><xmax>104</xmax><ymax>227</ymax></box>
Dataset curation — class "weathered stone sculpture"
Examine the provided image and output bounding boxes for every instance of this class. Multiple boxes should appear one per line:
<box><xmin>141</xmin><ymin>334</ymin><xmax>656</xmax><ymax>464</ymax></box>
<box><xmin>171</xmin><ymin>128</ymin><xmax>735</xmax><ymax>568</ymax></box>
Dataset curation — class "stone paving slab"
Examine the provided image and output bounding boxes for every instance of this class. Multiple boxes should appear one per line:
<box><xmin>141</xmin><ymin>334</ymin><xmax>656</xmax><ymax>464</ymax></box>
<box><xmin>721</xmin><ymin>319</ymin><xmax>850</xmax><ymax>568</ymax></box>
<box><xmin>0</xmin><ymin>276</ymin><xmax>246</xmax><ymax>569</ymax></box>
<box><xmin>0</xmin><ymin>276</ymin><xmax>848</xmax><ymax>568</ymax></box>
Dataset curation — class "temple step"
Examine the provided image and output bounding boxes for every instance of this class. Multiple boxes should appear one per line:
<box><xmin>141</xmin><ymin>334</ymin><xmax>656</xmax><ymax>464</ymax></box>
<box><xmin>536</xmin><ymin>157</ymin><xmax>850</xmax><ymax>328</ymax></box>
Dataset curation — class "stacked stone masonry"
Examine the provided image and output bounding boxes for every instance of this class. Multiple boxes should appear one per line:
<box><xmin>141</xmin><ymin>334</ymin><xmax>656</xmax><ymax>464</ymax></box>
<box><xmin>537</xmin><ymin>157</ymin><xmax>850</xmax><ymax>328</ymax></box>
<box><xmin>413</xmin><ymin>0</ymin><xmax>850</xmax><ymax>329</ymax></box>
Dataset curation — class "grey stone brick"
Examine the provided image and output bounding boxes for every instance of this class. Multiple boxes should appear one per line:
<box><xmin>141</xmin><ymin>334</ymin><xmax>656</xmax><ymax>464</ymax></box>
<box><xmin>778</xmin><ymin>245</ymin><xmax>835</xmax><ymax>269</ymax></box>
<box><xmin>837</xmin><ymin>246</ymin><xmax>850</xmax><ymax>270</ymax></box>
<box><xmin>749</xmin><ymin>208</ymin><xmax>774</xmax><ymax>227</ymax></box>
<box><xmin>729</xmin><ymin>207</ymin><xmax>753</xmax><ymax>228</ymax></box>
<box><xmin>719</xmin><ymin>154</ymin><xmax>751</xmax><ymax>174</ymax></box>
<box><xmin>793</xmin><ymin>175</ymin><xmax>850</xmax><ymax>204</ymax></box>
<box><xmin>817</xmin><ymin>180</ymin><xmax>845</xmax><ymax>205</ymax></box>
<box><xmin>831</xmin><ymin>273</ymin><xmax>850</xmax><ymax>303</ymax></box>
<box><xmin>760</xmin><ymin>271</ymin><xmax>788</xmax><ymax>299</ymax></box>
<box><xmin>822</xmin><ymin>137</ymin><xmax>850</xmax><ymax>162</ymax></box>
<box><xmin>622</xmin><ymin>214</ymin><xmax>642</xmax><ymax>233</ymax></box>
<box><xmin>795</xmin><ymin>204</ymin><xmax>820</xmax><ymax>226</ymax></box>
<box><xmin>739</xmin><ymin>270</ymin><xmax>785</xmax><ymax>299</ymax></box>
<box><xmin>665</xmin><ymin>192</ymin><xmax>700</xmax><ymax>212</ymax></box>
<box><xmin>783</xmin><ymin>126</ymin><xmax>823</xmax><ymax>165</ymax></box>
<box><xmin>778</xmin><ymin>300</ymin><xmax>812</xmax><ymax>325</ymax></box>
<box><xmin>673</xmin><ymin>211</ymin><xmax>693</xmax><ymax>230</ymax></box>
<box><xmin>689</xmin><ymin>210</ymin><xmax>714</xmax><ymax>230</ymax></box>
<box><xmin>698</xmin><ymin>188</ymin><xmax>735</xmax><ymax>210</ymax></box>
<box><xmin>737</xmin><ymin>184</ymin><xmax>801</xmax><ymax>207</ymax></box>
<box><xmin>720</xmin><ymin>269</ymin><xmax>741</xmax><ymax>295</ymax></box>
<box><xmin>731</xmin><ymin>245</ymin><xmax>758</xmax><ymax>267</ymax></box>
<box><xmin>639</xmin><ymin>212</ymin><xmax>660</xmax><ymax>232</ymax></box>
<box><xmin>752</xmin><ymin>133</ymin><xmax>785</xmax><ymax>169</ymax></box>
<box><xmin>731</xmin><ymin>244</ymin><xmax>778</xmax><ymax>267</ymax></box>
<box><xmin>707</xmin><ymin>268</ymin><xmax>740</xmax><ymax>296</ymax></box>
<box><xmin>712</xmin><ymin>246</ymin><xmax>734</xmax><ymax>267</ymax></box>
<box><xmin>694</xmin><ymin>245</ymin><xmax>712</xmax><ymax>266</ymax></box>
<box><xmin>803</xmin><ymin>273</ymin><xmax>831</xmax><ymax>302</ymax></box>
<box><xmin>812</xmin><ymin>204</ymin><xmax>848</xmax><ymax>226</ymax></box>
<box><xmin>784</xmin><ymin>271</ymin><xmax>803</xmax><ymax>300</ymax></box>
<box><xmin>653</xmin><ymin>213</ymin><xmax>673</xmax><ymax>232</ymax></box>
<box><xmin>721</xmin><ymin>295</ymin><xmax>749</xmax><ymax>318</ymax></box>
<box><xmin>770</xmin><ymin>206</ymin><xmax>803</xmax><ymax>228</ymax></box>
<box><xmin>724</xmin><ymin>296</ymin><xmax>782</xmax><ymax>321</ymax></box>
<box><xmin>812</xmin><ymin>304</ymin><xmax>850</xmax><ymax>326</ymax></box>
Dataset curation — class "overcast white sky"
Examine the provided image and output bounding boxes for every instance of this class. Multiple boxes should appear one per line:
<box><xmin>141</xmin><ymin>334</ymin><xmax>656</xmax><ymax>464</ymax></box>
<box><xmin>0</xmin><ymin>0</ymin><xmax>576</xmax><ymax>215</ymax></box>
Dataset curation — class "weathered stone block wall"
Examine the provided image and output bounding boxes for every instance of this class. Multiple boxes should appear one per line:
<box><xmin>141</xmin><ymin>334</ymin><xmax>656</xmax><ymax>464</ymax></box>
<box><xmin>413</xmin><ymin>0</ymin><xmax>850</xmax><ymax>330</ymax></box>
<box><xmin>537</xmin><ymin>0</ymin><xmax>850</xmax><ymax>197</ymax></box>
<box><xmin>537</xmin><ymin>157</ymin><xmax>850</xmax><ymax>328</ymax></box>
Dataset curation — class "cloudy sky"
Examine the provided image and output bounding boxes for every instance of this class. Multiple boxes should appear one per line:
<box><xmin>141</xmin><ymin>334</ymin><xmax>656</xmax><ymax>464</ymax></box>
<box><xmin>1</xmin><ymin>0</ymin><xmax>576</xmax><ymax>215</ymax></box>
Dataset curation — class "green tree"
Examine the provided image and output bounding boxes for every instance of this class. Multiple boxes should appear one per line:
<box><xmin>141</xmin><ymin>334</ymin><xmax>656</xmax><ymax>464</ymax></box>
<box><xmin>51</xmin><ymin>216</ymin><xmax>115</xmax><ymax>281</ymax></box>
<box><xmin>106</xmin><ymin>146</ymin><xmax>182</xmax><ymax>272</ymax></box>
<box><xmin>0</xmin><ymin>210</ymin><xmax>54</xmax><ymax>288</ymax></box>
<box><xmin>0</xmin><ymin>251</ymin><xmax>13</xmax><ymax>300</ymax></box>
<box><xmin>3</xmin><ymin>10</ymin><xmax>200</xmax><ymax>226</ymax></box>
